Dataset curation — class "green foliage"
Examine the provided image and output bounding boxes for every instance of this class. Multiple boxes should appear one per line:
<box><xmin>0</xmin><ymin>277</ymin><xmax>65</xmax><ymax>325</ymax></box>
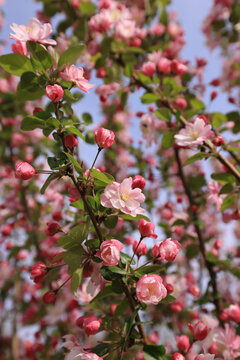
<box><xmin>27</xmin><ymin>41</ymin><xmax>53</xmax><ymax>72</ymax></box>
<box><xmin>17</xmin><ymin>71</ymin><xmax>45</xmax><ymax>100</ymax></box>
<box><xmin>62</xmin><ymin>152</ymin><xmax>83</xmax><ymax>174</ymax></box>
<box><xmin>211</xmin><ymin>112</ymin><xmax>227</xmax><ymax>128</ymax></box>
<box><xmin>221</xmin><ymin>195</ymin><xmax>235</xmax><ymax>211</ymax></box>
<box><xmin>64</xmin><ymin>246</ymin><xmax>84</xmax><ymax>274</ymax></box>
<box><xmin>211</xmin><ymin>173</ymin><xmax>235</xmax><ymax>184</ymax></box>
<box><xmin>58</xmin><ymin>44</ymin><xmax>85</xmax><ymax>67</ymax></box>
<box><xmin>183</xmin><ymin>152</ymin><xmax>209</xmax><ymax>166</ymax></box>
<box><xmin>155</xmin><ymin>108</ymin><xmax>172</xmax><ymax>122</ymax></box>
<box><xmin>143</xmin><ymin>344</ymin><xmax>165</xmax><ymax>360</ymax></box>
<box><xmin>0</xmin><ymin>53</ymin><xmax>34</xmax><ymax>76</ymax></box>
<box><xmin>58</xmin><ymin>223</ymin><xmax>88</xmax><ymax>249</ymax></box>
<box><xmin>71</xmin><ymin>268</ymin><xmax>83</xmax><ymax>296</ymax></box>
<box><xmin>141</xmin><ymin>93</ymin><xmax>159</xmax><ymax>104</ymax></box>
<box><xmin>161</xmin><ymin>131</ymin><xmax>174</xmax><ymax>149</ymax></box>
<box><xmin>90</xmin><ymin>169</ymin><xmax>114</xmax><ymax>184</ymax></box>
<box><xmin>40</xmin><ymin>173</ymin><xmax>59</xmax><ymax>194</ymax></box>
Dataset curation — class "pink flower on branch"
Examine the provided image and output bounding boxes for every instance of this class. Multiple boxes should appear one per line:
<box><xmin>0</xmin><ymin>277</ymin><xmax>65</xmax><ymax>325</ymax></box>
<box><xmin>96</xmin><ymin>239</ymin><xmax>123</xmax><ymax>266</ymax></box>
<box><xmin>9</xmin><ymin>17</ymin><xmax>56</xmax><ymax>45</ymax></box>
<box><xmin>59</xmin><ymin>65</ymin><xmax>95</xmax><ymax>93</ymax></box>
<box><xmin>174</xmin><ymin>117</ymin><xmax>214</xmax><ymax>147</ymax></box>
<box><xmin>136</xmin><ymin>274</ymin><xmax>167</xmax><ymax>305</ymax></box>
<box><xmin>100</xmin><ymin>177</ymin><xmax>145</xmax><ymax>217</ymax></box>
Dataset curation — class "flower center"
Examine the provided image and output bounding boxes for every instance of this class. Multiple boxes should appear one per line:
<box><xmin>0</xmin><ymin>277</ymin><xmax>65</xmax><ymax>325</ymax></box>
<box><xmin>26</xmin><ymin>26</ymin><xmax>33</xmax><ymax>34</ymax></box>
<box><xmin>189</xmin><ymin>130</ymin><xmax>199</xmax><ymax>140</ymax></box>
<box><xmin>121</xmin><ymin>191</ymin><xmax>131</xmax><ymax>202</ymax></box>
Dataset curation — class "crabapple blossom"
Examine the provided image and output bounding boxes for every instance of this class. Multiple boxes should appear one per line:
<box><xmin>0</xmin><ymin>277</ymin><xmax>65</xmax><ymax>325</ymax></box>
<box><xmin>46</xmin><ymin>84</ymin><xmax>64</xmax><ymax>102</ymax></box>
<box><xmin>141</xmin><ymin>62</ymin><xmax>156</xmax><ymax>77</ymax></box>
<box><xmin>138</xmin><ymin>219</ymin><xmax>157</xmax><ymax>238</ymax></box>
<box><xmin>100</xmin><ymin>177</ymin><xmax>145</xmax><ymax>217</ymax></box>
<box><xmin>94</xmin><ymin>128</ymin><xmax>115</xmax><ymax>148</ymax></box>
<box><xmin>226</xmin><ymin>304</ymin><xmax>240</xmax><ymax>323</ymax></box>
<box><xmin>175</xmin><ymin>335</ymin><xmax>190</xmax><ymax>353</ymax></box>
<box><xmin>174</xmin><ymin>117</ymin><xmax>214</xmax><ymax>147</ymax></box>
<box><xmin>171</xmin><ymin>353</ymin><xmax>185</xmax><ymax>360</ymax></box>
<box><xmin>76</xmin><ymin>315</ymin><xmax>102</xmax><ymax>335</ymax></box>
<box><xmin>132</xmin><ymin>175</ymin><xmax>146</xmax><ymax>190</ymax></box>
<box><xmin>15</xmin><ymin>161</ymin><xmax>35</xmax><ymax>180</ymax></box>
<box><xmin>30</xmin><ymin>262</ymin><xmax>47</xmax><ymax>283</ymax></box>
<box><xmin>152</xmin><ymin>238</ymin><xmax>181</xmax><ymax>261</ymax></box>
<box><xmin>42</xmin><ymin>291</ymin><xmax>57</xmax><ymax>304</ymax></box>
<box><xmin>9</xmin><ymin>17</ymin><xmax>57</xmax><ymax>45</ymax></box>
<box><xmin>59</xmin><ymin>65</ymin><xmax>95</xmax><ymax>93</ymax></box>
<box><xmin>136</xmin><ymin>274</ymin><xmax>167</xmax><ymax>304</ymax></box>
<box><xmin>207</xmin><ymin>180</ymin><xmax>225</xmax><ymax>212</ymax></box>
<box><xmin>96</xmin><ymin>239</ymin><xmax>123</xmax><ymax>266</ymax></box>
<box><xmin>133</xmin><ymin>240</ymin><xmax>147</xmax><ymax>257</ymax></box>
<box><xmin>188</xmin><ymin>321</ymin><xmax>210</xmax><ymax>341</ymax></box>
<box><xmin>157</xmin><ymin>57</ymin><xmax>171</xmax><ymax>73</ymax></box>
<box><xmin>65</xmin><ymin>135</ymin><xmax>78</xmax><ymax>148</ymax></box>
<box><xmin>140</xmin><ymin>113</ymin><xmax>156</xmax><ymax>147</ymax></box>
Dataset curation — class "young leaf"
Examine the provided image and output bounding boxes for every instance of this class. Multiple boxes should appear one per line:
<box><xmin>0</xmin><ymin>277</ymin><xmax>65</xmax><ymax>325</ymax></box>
<box><xmin>58</xmin><ymin>45</ymin><xmax>85</xmax><ymax>67</ymax></box>
<box><xmin>71</xmin><ymin>268</ymin><xmax>83</xmax><ymax>296</ymax></box>
<box><xmin>27</xmin><ymin>41</ymin><xmax>53</xmax><ymax>71</ymax></box>
<box><xmin>21</xmin><ymin>116</ymin><xmax>45</xmax><ymax>131</ymax></box>
<box><xmin>62</xmin><ymin>152</ymin><xmax>83</xmax><ymax>174</ymax></box>
<box><xmin>40</xmin><ymin>174</ymin><xmax>59</xmax><ymax>194</ymax></box>
<box><xmin>183</xmin><ymin>152</ymin><xmax>209</xmax><ymax>166</ymax></box>
<box><xmin>155</xmin><ymin>108</ymin><xmax>171</xmax><ymax>122</ymax></box>
<box><xmin>161</xmin><ymin>132</ymin><xmax>174</xmax><ymax>149</ymax></box>
<box><xmin>90</xmin><ymin>169</ymin><xmax>114</xmax><ymax>184</ymax></box>
<box><xmin>140</xmin><ymin>93</ymin><xmax>159</xmax><ymax>104</ymax></box>
<box><xmin>0</xmin><ymin>54</ymin><xmax>34</xmax><ymax>76</ymax></box>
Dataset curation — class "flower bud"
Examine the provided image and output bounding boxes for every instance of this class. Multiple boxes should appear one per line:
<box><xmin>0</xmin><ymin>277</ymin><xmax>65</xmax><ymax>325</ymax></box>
<box><xmin>65</xmin><ymin>135</ymin><xmax>78</xmax><ymax>148</ymax></box>
<box><xmin>159</xmin><ymin>238</ymin><xmax>181</xmax><ymax>261</ymax></box>
<box><xmin>46</xmin><ymin>222</ymin><xmax>61</xmax><ymax>236</ymax></box>
<box><xmin>96</xmin><ymin>66</ymin><xmax>106</xmax><ymax>78</ymax></box>
<box><xmin>43</xmin><ymin>291</ymin><xmax>56</xmax><ymax>304</ymax></box>
<box><xmin>30</xmin><ymin>262</ymin><xmax>47</xmax><ymax>283</ymax></box>
<box><xmin>142</xmin><ymin>62</ymin><xmax>156</xmax><ymax>77</ymax></box>
<box><xmin>227</xmin><ymin>304</ymin><xmax>240</xmax><ymax>323</ymax></box>
<box><xmin>138</xmin><ymin>219</ymin><xmax>157</xmax><ymax>239</ymax></box>
<box><xmin>110</xmin><ymin>304</ymin><xmax>117</xmax><ymax>316</ymax></box>
<box><xmin>212</xmin><ymin>136</ymin><xmax>224</xmax><ymax>146</ymax></box>
<box><xmin>46</xmin><ymin>84</ymin><xmax>64</xmax><ymax>102</ymax></box>
<box><xmin>188</xmin><ymin>284</ymin><xmax>200</xmax><ymax>297</ymax></box>
<box><xmin>133</xmin><ymin>240</ymin><xmax>147</xmax><ymax>257</ymax></box>
<box><xmin>15</xmin><ymin>161</ymin><xmax>35</xmax><ymax>180</ymax></box>
<box><xmin>96</xmin><ymin>239</ymin><xmax>123</xmax><ymax>266</ymax></box>
<box><xmin>171</xmin><ymin>353</ymin><xmax>185</xmax><ymax>360</ymax></box>
<box><xmin>188</xmin><ymin>321</ymin><xmax>210</xmax><ymax>340</ymax></box>
<box><xmin>175</xmin><ymin>335</ymin><xmax>190</xmax><ymax>353</ymax></box>
<box><xmin>132</xmin><ymin>175</ymin><xmax>146</xmax><ymax>190</ymax></box>
<box><xmin>157</xmin><ymin>57</ymin><xmax>171</xmax><ymax>73</ymax></box>
<box><xmin>94</xmin><ymin>128</ymin><xmax>115</xmax><ymax>148</ymax></box>
<box><xmin>76</xmin><ymin>314</ymin><xmax>102</xmax><ymax>335</ymax></box>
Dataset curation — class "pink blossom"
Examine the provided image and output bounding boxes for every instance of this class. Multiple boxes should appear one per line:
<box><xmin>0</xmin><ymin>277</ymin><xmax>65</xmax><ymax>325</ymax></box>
<box><xmin>9</xmin><ymin>17</ymin><xmax>56</xmax><ymax>45</ymax></box>
<box><xmin>138</xmin><ymin>219</ymin><xmax>157</xmax><ymax>239</ymax></box>
<box><xmin>136</xmin><ymin>274</ymin><xmax>167</xmax><ymax>304</ymax></box>
<box><xmin>65</xmin><ymin>135</ymin><xmax>78</xmax><ymax>148</ymax></box>
<box><xmin>76</xmin><ymin>314</ymin><xmax>102</xmax><ymax>335</ymax></box>
<box><xmin>100</xmin><ymin>177</ymin><xmax>145</xmax><ymax>217</ymax></box>
<box><xmin>174</xmin><ymin>117</ymin><xmax>214</xmax><ymax>147</ymax></box>
<box><xmin>140</xmin><ymin>114</ymin><xmax>156</xmax><ymax>147</ymax></box>
<box><xmin>226</xmin><ymin>304</ymin><xmax>240</xmax><ymax>323</ymax></box>
<box><xmin>65</xmin><ymin>346</ymin><xmax>103</xmax><ymax>360</ymax></box>
<box><xmin>157</xmin><ymin>57</ymin><xmax>171</xmax><ymax>73</ymax></box>
<box><xmin>11</xmin><ymin>40</ymin><xmax>27</xmax><ymax>56</ymax></box>
<box><xmin>46</xmin><ymin>84</ymin><xmax>64</xmax><ymax>102</ymax></box>
<box><xmin>115</xmin><ymin>19</ymin><xmax>136</xmax><ymax>39</ymax></box>
<box><xmin>132</xmin><ymin>175</ymin><xmax>146</xmax><ymax>190</ymax></box>
<box><xmin>175</xmin><ymin>335</ymin><xmax>190</xmax><ymax>353</ymax></box>
<box><xmin>96</xmin><ymin>239</ymin><xmax>123</xmax><ymax>266</ymax></box>
<box><xmin>188</xmin><ymin>321</ymin><xmax>210</xmax><ymax>341</ymax></box>
<box><xmin>94</xmin><ymin>128</ymin><xmax>115</xmax><ymax>148</ymax></box>
<box><xmin>88</xmin><ymin>11</ymin><xmax>112</xmax><ymax>32</ymax></box>
<box><xmin>207</xmin><ymin>180</ymin><xmax>225</xmax><ymax>212</ymax></box>
<box><xmin>158</xmin><ymin>238</ymin><xmax>181</xmax><ymax>261</ymax></box>
<box><xmin>59</xmin><ymin>65</ymin><xmax>95</xmax><ymax>93</ymax></box>
<box><xmin>212</xmin><ymin>324</ymin><xmax>240</xmax><ymax>359</ymax></box>
<box><xmin>141</xmin><ymin>62</ymin><xmax>156</xmax><ymax>77</ymax></box>
<box><xmin>133</xmin><ymin>240</ymin><xmax>147</xmax><ymax>257</ymax></box>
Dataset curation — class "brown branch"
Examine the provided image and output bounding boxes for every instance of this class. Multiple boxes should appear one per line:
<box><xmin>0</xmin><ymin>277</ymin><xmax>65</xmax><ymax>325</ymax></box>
<box><xmin>174</xmin><ymin>148</ymin><xmax>223</xmax><ymax>322</ymax></box>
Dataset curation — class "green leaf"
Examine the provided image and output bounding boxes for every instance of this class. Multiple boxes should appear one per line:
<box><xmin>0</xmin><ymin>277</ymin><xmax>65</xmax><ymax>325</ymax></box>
<box><xmin>0</xmin><ymin>54</ymin><xmax>34</xmax><ymax>76</ymax></box>
<box><xmin>138</xmin><ymin>72</ymin><xmax>153</xmax><ymax>84</ymax></box>
<box><xmin>64</xmin><ymin>246</ymin><xmax>84</xmax><ymax>274</ymax></box>
<box><xmin>70</xmin><ymin>199</ymin><xmax>84</xmax><ymax>210</ymax></box>
<box><xmin>188</xmin><ymin>175</ymin><xmax>206</xmax><ymax>190</ymax></box>
<box><xmin>220</xmin><ymin>183</ymin><xmax>234</xmax><ymax>194</ymax></box>
<box><xmin>58</xmin><ymin>44</ymin><xmax>85</xmax><ymax>67</ymax></box>
<box><xmin>162</xmin><ymin>131</ymin><xmax>174</xmax><ymax>149</ymax></box>
<box><xmin>90</xmin><ymin>285</ymin><xmax>117</xmax><ymax>303</ymax></box>
<box><xmin>100</xmin><ymin>266</ymin><xmax>120</xmax><ymax>281</ymax></box>
<box><xmin>121</xmin><ymin>92</ymin><xmax>128</xmax><ymax>108</ymax></box>
<box><xmin>140</xmin><ymin>93</ymin><xmax>159</xmax><ymax>104</ymax></box>
<box><xmin>65</xmin><ymin>126</ymin><xmax>85</xmax><ymax>141</ymax></box>
<box><xmin>71</xmin><ymin>268</ymin><xmax>83</xmax><ymax>296</ymax></box>
<box><xmin>17</xmin><ymin>71</ymin><xmax>45</xmax><ymax>100</ymax></box>
<box><xmin>143</xmin><ymin>345</ymin><xmax>165</xmax><ymax>360</ymax></box>
<box><xmin>211</xmin><ymin>173</ymin><xmax>235</xmax><ymax>184</ymax></box>
<box><xmin>160</xmin><ymin>294</ymin><xmax>176</xmax><ymax>304</ymax></box>
<box><xmin>21</xmin><ymin>115</ymin><xmax>45</xmax><ymax>131</ymax></box>
<box><xmin>124</xmin><ymin>63</ymin><xmax>134</xmax><ymax>77</ymax></box>
<box><xmin>62</xmin><ymin>152</ymin><xmax>83</xmax><ymax>174</ymax></box>
<box><xmin>136</xmin><ymin>265</ymin><xmax>165</xmax><ymax>276</ymax></box>
<box><xmin>40</xmin><ymin>174</ymin><xmax>59</xmax><ymax>194</ymax></box>
<box><xmin>183</xmin><ymin>152</ymin><xmax>209</xmax><ymax>166</ymax></box>
<box><xmin>120</xmin><ymin>252</ymin><xmax>135</xmax><ymax>265</ymax></box>
<box><xmin>155</xmin><ymin>108</ymin><xmax>171</xmax><ymax>122</ymax></box>
<box><xmin>211</xmin><ymin>112</ymin><xmax>227</xmax><ymax>128</ymax></box>
<box><xmin>206</xmin><ymin>252</ymin><xmax>217</xmax><ymax>264</ymax></box>
<box><xmin>27</xmin><ymin>41</ymin><xmax>53</xmax><ymax>71</ymax></box>
<box><xmin>118</xmin><ymin>213</ymin><xmax>150</xmax><ymax>221</ymax></box>
<box><xmin>186</xmin><ymin>244</ymin><xmax>200</xmax><ymax>259</ymax></box>
<box><xmin>221</xmin><ymin>195</ymin><xmax>235</xmax><ymax>212</ymax></box>
<box><xmin>108</xmin><ymin>266</ymin><xmax>128</xmax><ymax>275</ymax></box>
<box><xmin>58</xmin><ymin>223</ymin><xmax>88</xmax><ymax>249</ymax></box>
<box><xmin>79</xmin><ymin>1</ymin><xmax>96</xmax><ymax>14</ymax></box>
<box><xmin>114</xmin><ymin>298</ymin><xmax>129</xmax><ymax>317</ymax></box>
<box><xmin>90</xmin><ymin>169</ymin><xmax>114</xmax><ymax>184</ymax></box>
<box><xmin>82</xmin><ymin>112</ymin><xmax>93</xmax><ymax>125</ymax></box>
<box><xmin>104</xmin><ymin>215</ymin><xmax>118</xmax><ymax>229</ymax></box>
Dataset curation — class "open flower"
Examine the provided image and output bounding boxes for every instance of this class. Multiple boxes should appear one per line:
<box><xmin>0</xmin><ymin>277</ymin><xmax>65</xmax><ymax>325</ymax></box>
<box><xmin>9</xmin><ymin>17</ymin><xmax>56</xmax><ymax>45</ymax></box>
<box><xmin>59</xmin><ymin>65</ymin><xmax>95</xmax><ymax>93</ymax></box>
<box><xmin>100</xmin><ymin>177</ymin><xmax>145</xmax><ymax>217</ymax></box>
<box><xmin>174</xmin><ymin>117</ymin><xmax>214</xmax><ymax>147</ymax></box>
<box><xmin>136</xmin><ymin>274</ymin><xmax>167</xmax><ymax>304</ymax></box>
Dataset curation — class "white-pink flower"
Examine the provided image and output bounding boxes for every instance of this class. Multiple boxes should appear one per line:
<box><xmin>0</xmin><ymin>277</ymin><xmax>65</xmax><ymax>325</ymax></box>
<box><xmin>207</xmin><ymin>180</ymin><xmax>225</xmax><ymax>212</ymax></box>
<box><xmin>174</xmin><ymin>117</ymin><xmax>214</xmax><ymax>147</ymax></box>
<box><xmin>136</xmin><ymin>274</ymin><xmax>167</xmax><ymax>305</ymax></box>
<box><xmin>9</xmin><ymin>17</ymin><xmax>56</xmax><ymax>45</ymax></box>
<box><xmin>100</xmin><ymin>177</ymin><xmax>145</xmax><ymax>217</ymax></box>
<box><xmin>140</xmin><ymin>114</ymin><xmax>156</xmax><ymax>147</ymax></box>
<box><xmin>59</xmin><ymin>65</ymin><xmax>95</xmax><ymax>93</ymax></box>
<box><xmin>96</xmin><ymin>239</ymin><xmax>123</xmax><ymax>266</ymax></box>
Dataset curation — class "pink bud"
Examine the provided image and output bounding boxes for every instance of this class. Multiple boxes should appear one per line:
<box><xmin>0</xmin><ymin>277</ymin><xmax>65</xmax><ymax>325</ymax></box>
<box><xmin>11</xmin><ymin>40</ymin><xmax>27</xmax><ymax>56</ymax></box>
<box><xmin>138</xmin><ymin>219</ymin><xmax>157</xmax><ymax>239</ymax></box>
<box><xmin>46</xmin><ymin>222</ymin><xmax>61</xmax><ymax>236</ymax></box>
<box><xmin>46</xmin><ymin>84</ymin><xmax>64</xmax><ymax>102</ymax></box>
<box><xmin>94</xmin><ymin>128</ymin><xmax>115</xmax><ymax>148</ymax></box>
<box><xmin>159</xmin><ymin>238</ymin><xmax>181</xmax><ymax>262</ymax></box>
<box><xmin>110</xmin><ymin>304</ymin><xmax>117</xmax><ymax>316</ymax></box>
<box><xmin>133</xmin><ymin>240</ymin><xmax>147</xmax><ymax>257</ymax></box>
<box><xmin>96</xmin><ymin>239</ymin><xmax>123</xmax><ymax>266</ymax></box>
<box><xmin>188</xmin><ymin>284</ymin><xmax>200</xmax><ymax>297</ymax></box>
<box><xmin>132</xmin><ymin>175</ymin><xmax>146</xmax><ymax>190</ymax></box>
<box><xmin>171</xmin><ymin>60</ymin><xmax>187</xmax><ymax>75</ymax></box>
<box><xmin>157</xmin><ymin>57</ymin><xmax>171</xmax><ymax>73</ymax></box>
<box><xmin>76</xmin><ymin>315</ymin><xmax>101</xmax><ymax>335</ymax></box>
<box><xmin>171</xmin><ymin>353</ymin><xmax>185</xmax><ymax>360</ymax></box>
<box><xmin>142</xmin><ymin>62</ymin><xmax>156</xmax><ymax>77</ymax></box>
<box><xmin>188</xmin><ymin>321</ymin><xmax>210</xmax><ymax>340</ymax></box>
<box><xmin>212</xmin><ymin>136</ymin><xmax>224</xmax><ymax>146</ymax></box>
<box><xmin>175</xmin><ymin>98</ymin><xmax>187</xmax><ymax>110</ymax></box>
<box><xmin>65</xmin><ymin>135</ymin><xmax>78</xmax><ymax>148</ymax></box>
<box><xmin>15</xmin><ymin>161</ymin><xmax>35</xmax><ymax>180</ymax></box>
<box><xmin>96</xmin><ymin>67</ymin><xmax>106</xmax><ymax>78</ymax></box>
<box><xmin>124</xmin><ymin>236</ymin><xmax>134</xmax><ymax>245</ymax></box>
<box><xmin>43</xmin><ymin>291</ymin><xmax>56</xmax><ymax>304</ymax></box>
<box><xmin>30</xmin><ymin>262</ymin><xmax>47</xmax><ymax>283</ymax></box>
<box><xmin>210</xmin><ymin>91</ymin><xmax>218</xmax><ymax>101</ymax></box>
<box><xmin>175</xmin><ymin>335</ymin><xmax>190</xmax><ymax>353</ymax></box>
<box><xmin>227</xmin><ymin>304</ymin><xmax>240</xmax><ymax>323</ymax></box>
